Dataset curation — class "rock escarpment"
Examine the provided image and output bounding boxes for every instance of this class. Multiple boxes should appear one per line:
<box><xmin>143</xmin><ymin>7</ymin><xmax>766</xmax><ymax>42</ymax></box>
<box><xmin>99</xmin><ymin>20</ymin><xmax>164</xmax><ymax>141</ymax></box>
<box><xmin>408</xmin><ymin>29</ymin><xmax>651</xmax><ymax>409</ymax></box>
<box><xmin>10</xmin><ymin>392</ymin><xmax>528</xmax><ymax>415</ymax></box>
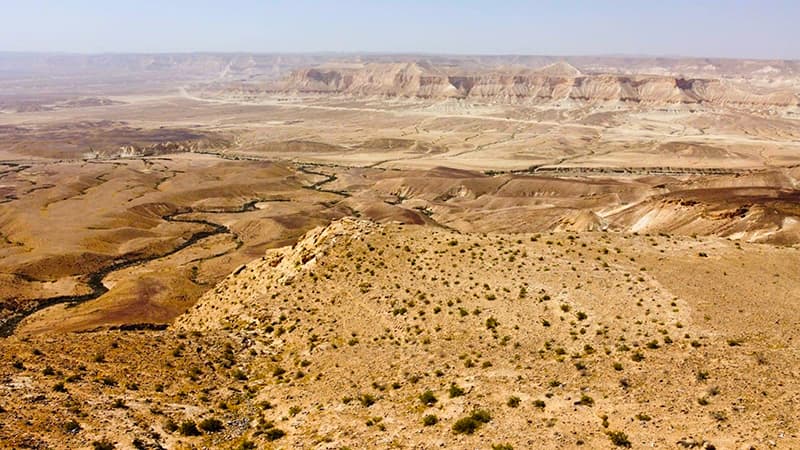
<box><xmin>266</xmin><ymin>62</ymin><xmax>799</xmax><ymax>107</ymax></box>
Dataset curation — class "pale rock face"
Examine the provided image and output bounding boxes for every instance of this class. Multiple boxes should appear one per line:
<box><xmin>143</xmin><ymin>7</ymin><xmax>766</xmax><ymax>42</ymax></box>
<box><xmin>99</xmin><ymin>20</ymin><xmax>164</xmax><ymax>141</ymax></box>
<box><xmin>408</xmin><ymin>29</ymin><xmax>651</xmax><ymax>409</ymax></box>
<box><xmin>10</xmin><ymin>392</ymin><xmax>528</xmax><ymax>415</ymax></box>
<box><xmin>268</xmin><ymin>62</ymin><xmax>799</xmax><ymax>107</ymax></box>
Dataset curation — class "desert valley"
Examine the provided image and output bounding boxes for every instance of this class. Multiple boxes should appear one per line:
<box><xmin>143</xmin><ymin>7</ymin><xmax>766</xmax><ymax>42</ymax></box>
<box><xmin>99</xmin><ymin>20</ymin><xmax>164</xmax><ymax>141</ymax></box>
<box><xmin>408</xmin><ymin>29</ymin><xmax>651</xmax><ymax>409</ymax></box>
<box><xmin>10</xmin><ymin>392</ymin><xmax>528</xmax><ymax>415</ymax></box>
<box><xmin>0</xmin><ymin>52</ymin><xmax>798</xmax><ymax>449</ymax></box>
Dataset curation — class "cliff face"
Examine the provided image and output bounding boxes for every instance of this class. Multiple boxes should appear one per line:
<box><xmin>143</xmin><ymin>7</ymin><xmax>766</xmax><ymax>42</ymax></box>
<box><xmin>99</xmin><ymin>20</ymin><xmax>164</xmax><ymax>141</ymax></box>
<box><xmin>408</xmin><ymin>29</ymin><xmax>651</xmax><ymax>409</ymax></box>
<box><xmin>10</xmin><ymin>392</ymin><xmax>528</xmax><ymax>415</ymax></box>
<box><xmin>271</xmin><ymin>63</ymin><xmax>799</xmax><ymax>107</ymax></box>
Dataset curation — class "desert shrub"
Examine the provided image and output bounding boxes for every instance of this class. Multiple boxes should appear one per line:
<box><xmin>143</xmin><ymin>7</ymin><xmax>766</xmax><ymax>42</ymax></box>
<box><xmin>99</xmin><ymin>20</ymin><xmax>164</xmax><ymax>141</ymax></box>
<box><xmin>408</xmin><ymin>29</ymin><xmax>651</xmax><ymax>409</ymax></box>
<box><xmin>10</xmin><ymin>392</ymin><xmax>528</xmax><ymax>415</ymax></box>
<box><xmin>163</xmin><ymin>419</ymin><xmax>178</xmax><ymax>432</ymax></box>
<box><xmin>710</xmin><ymin>410</ymin><xmax>727</xmax><ymax>422</ymax></box>
<box><xmin>63</xmin><ymin>419</ymin><xmax>81</xmax><ymax>433</ymax></box>
<box><xmin>533</xmin><ymin>399</ymin><xmax>546</xmax><ymax>409</ymax></box>
<box><xmin>607</xmin><ymin>431</ymin><xmax>631</xmax><ymax>447</ymax></box>
<box><xmin>263</xmin><ymin>428</ymin><xmax>286</xmax><ymax>441</ymax></box>
<box><xmin>507</xmin><ymin>396</ymin><xmax>521</xmax><ymax>408</ymax></box>
<box><xmin>452</xmin><ymin>417</ymin><xmax>480</xmax><ymax>435</ymax></box>
<box><xmin>470</xmin><ymin>409</ymin><xmax>492</xmax><ymax>423</ymax></box>
<box><xmin>422</xmin><ymin>414</ymin><xmax>438</xmax><ymax>426</ymax></box>
<box><xmin>575</xmin><ymin>394</ymin><xmax>594</xmax><ymax>406</ymax></box>
<box><xmin>198</xmin><ymin>417</ymin><xmax>223</xmax><ymax>433</ymax></box>
<box><xmin>492</xmin><ymin>445</ymin><xmax>514</xmax><ymax>450</ymax></box>
<box><xmin>452</xmin><ymin>409</ymin><xmax>492</xmax><ymax>434</ymax></box>
<box><xmin>178</xmin><ymin>420</ymin><xmax>201</xmax><ymax>436</ymax></box>
<box><xmin>419</xmin><ymin>390</ymin><xmax>437</xmax><ymax>406</ymax></box>
<box><xmin>359</xmin><ymin>393</ymin><xmax>376</xmax><ymax>407</ymax></box>
<box><xmin>449</xmin><ymin>383</ymin><xmax>465</xmax><ymax>398</ymax></box>
<box><xmin>236</xmin><ymin>441</ymin><xmax>257</xmax><ymax>450</ymax></box>
<box><xmin>92</xmin><ymin>440</ymin><xmax>115</xmax><ymax>450</ymax></box>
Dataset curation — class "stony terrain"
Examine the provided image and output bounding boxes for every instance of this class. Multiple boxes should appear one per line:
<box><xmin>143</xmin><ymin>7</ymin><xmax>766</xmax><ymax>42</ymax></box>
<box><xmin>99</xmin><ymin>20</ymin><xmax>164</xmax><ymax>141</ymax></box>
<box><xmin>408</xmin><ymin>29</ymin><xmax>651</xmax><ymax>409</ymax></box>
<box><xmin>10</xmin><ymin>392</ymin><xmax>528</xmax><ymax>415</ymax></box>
<box><xmin>0</xmin><ymin>53</ymin><xmax>799</xmax><ymax>449</ymax></box>
<box><xmin>1</xmin><ymin>218</ymin><xmax>798</xmax><ymax>449</ymax></box>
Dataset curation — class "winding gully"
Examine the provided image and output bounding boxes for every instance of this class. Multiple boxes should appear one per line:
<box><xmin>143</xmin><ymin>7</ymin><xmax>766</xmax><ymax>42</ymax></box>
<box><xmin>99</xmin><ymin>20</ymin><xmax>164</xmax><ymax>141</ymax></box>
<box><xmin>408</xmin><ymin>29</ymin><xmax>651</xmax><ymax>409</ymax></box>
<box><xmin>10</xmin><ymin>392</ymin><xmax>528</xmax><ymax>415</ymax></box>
<box><xmin>0</xmin><ymin>160</ymin><xmax>345</xmax><ymax>337</ymax></box>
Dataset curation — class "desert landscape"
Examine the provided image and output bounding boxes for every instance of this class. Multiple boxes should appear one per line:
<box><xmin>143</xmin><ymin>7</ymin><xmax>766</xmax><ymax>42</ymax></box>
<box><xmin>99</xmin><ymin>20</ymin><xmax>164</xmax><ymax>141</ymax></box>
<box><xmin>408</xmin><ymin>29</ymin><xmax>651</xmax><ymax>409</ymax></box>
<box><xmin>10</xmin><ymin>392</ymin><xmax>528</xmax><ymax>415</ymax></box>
<box><xmin>0</xmin><ymin>51</ymin><xmax>799</xmax><ymax>449</ymax></box>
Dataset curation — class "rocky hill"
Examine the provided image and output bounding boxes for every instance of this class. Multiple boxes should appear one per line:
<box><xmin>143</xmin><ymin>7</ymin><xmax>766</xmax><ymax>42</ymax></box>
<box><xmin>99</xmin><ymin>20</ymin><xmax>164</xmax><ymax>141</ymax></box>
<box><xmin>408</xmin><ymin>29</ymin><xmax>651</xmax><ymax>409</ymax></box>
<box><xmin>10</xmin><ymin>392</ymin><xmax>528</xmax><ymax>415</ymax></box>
<box><xmin>1</xmin><ymin>218</ymin><xmax>799</xmax><ymax>448</ymax></box>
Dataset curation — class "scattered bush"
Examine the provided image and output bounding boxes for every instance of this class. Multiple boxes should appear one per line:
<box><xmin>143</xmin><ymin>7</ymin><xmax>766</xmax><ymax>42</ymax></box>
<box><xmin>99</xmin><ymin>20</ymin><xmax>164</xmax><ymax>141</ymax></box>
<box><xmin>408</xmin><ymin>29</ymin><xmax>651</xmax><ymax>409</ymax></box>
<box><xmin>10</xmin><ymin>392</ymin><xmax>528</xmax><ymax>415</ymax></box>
<box><xmin>452</xmin><ymin>409</ymin><xmax>492</xmax><ymax>434</ymax></box>
<box><xmin>92</xmin><ymin>440</ymin><xmax>115</xmax><ymax>450</ymax></box>
<box><xmin>163</xmin><ymin>419</ymin><xmax>178</xmax><ymax>433</ymax></box>
<box><xmin>492</xmin><ymin>444</ymin><xmax>514</xmax><ymax>450</ymax></box>
<box><xmin>263</xmin><ymin>427</ymin><xmax>286</xmax><ymax>440</ymax></box>
<box><xmin>422</xmin><ymin>414</ymin><xmax>439</xmax><ymax>426</ymax></box>
<box><xmin>198</xmin><ymin>417</ymin><xmax>224</xmax><ymax>433</ymax></box>
<box><xmin>359</xmin><ymin>393</ymin><xmax>376</xmax><ymax>407</ymax></box>
<box><xmin>178</xmin><ymin>420</ymin><xmax>201</xmax><ymax>436</ymax></box>
<box><xmin>449</xmin><ymin>383</ymin><xmax>465</xmax><ymax>398</ymax></box>
<box><xmin>419</xmin><ymin>390</ymin><xmax>438</xmax><ymax>406</ymax></box>
<box><xmin>63</xmin><ymin>419</ymin><xmax>81</xmax><ymax>433</ymax></box>
<box><xmin>575</xmin><ymin>394</ymin><xmax>594</xmax><ymax>406</ymax></box>
<box><xmin>607</xmin><ymin>430</ymin><xmax>631</xmax><ymax>447</ymax></box>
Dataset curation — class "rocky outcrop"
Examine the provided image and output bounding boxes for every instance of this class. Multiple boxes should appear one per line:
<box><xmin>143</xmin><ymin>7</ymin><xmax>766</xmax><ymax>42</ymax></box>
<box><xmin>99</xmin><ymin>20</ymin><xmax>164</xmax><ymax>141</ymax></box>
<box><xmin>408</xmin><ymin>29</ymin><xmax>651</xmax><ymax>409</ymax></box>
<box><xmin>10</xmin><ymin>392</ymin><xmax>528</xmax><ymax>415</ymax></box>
<box><xmin>266</xmin><ymin>62</ymin><xmax>799</xmax><ymax>107</ymax></box>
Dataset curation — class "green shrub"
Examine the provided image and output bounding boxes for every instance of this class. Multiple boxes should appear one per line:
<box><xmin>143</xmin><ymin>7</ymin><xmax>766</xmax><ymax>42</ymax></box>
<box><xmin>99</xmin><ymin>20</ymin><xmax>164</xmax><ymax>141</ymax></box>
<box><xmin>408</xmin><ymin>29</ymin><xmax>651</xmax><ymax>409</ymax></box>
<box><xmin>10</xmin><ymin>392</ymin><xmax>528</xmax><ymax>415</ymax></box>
<box><xmin>452</xmin><ymin>417</ymin><xmax>480</xmax><ymax>434</ymax></box>
<box><xmin>449</xmin><ymin>383</ymin><xmax>465</xmax><ymax>398</ymax></box>
<box><xmin>422</xmin><ymin>414</ymin><xmax>438</xmax><ymax>426</ymax></box>
<box><xmin>419</xmin><ymin>390</ymin><xmax>437</xmax><ymax>406</ymax></box>
<box><xmin>452</xmin><ymin>409</ymin><xmax>491</xmax><ymax>434</ymax></box>
<box><xmin>607</xmin><ymin>431</ymin><xmax>631</xmax><ymax>447</ymax></box>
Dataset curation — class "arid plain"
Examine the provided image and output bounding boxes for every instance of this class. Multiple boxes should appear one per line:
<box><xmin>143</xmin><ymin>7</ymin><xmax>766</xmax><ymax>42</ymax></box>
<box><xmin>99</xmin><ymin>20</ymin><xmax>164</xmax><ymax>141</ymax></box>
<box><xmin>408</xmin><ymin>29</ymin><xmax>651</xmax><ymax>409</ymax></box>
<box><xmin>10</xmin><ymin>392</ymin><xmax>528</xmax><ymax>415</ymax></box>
<box><xmin>0</xmin><ymin>54</ymin><xmax>799</xmax><ymax>449</ymax></box>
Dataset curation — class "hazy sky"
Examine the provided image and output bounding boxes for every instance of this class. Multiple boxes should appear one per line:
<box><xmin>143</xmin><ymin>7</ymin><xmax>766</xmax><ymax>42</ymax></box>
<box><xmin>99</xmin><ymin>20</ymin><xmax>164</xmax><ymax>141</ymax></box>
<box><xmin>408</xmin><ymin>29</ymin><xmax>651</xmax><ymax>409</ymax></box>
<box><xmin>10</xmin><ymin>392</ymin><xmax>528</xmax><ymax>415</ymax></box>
<box><xmin>2</xmin><ymin>0</ymin><xmax>798</xmax><ymax>59</ymax></box>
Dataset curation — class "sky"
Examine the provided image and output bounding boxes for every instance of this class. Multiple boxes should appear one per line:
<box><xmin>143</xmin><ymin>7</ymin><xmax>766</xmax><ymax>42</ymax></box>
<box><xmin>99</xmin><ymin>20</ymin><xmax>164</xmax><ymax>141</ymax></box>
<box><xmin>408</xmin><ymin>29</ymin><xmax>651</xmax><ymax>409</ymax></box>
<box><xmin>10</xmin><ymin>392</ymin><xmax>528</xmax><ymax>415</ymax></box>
<box><xmin>1</xmin><ymin>0</ymin><xmax>798</xmax><ymax>59</ymax></box>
